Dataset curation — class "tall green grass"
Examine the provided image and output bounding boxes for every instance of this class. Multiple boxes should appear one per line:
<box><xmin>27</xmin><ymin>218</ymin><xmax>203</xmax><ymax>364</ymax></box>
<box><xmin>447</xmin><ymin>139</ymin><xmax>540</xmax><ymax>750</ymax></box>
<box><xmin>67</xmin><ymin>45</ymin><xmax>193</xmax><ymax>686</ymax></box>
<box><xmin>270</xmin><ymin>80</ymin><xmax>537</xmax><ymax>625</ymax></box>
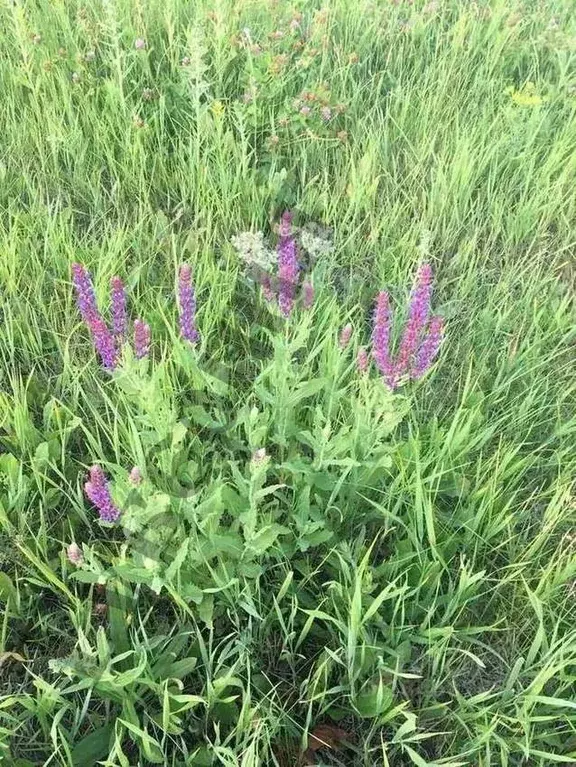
<box><xmin>0</xmin><ymin>0</ymin><xmax>575</xmax><ymax>764</ymax></box>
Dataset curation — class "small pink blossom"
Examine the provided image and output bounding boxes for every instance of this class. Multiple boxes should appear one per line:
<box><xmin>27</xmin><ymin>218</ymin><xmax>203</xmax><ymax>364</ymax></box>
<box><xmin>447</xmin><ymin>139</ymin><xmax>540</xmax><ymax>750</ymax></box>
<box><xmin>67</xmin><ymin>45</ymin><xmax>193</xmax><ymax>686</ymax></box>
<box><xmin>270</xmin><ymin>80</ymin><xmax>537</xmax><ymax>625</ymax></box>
<box><xmin>67</xmin><ymin>542</ymin><xmax>83</xmax><ymax>566</ymax></box>
<box><xmin>357</xmin><ymin>347</ymin><xmax>369</xmax><ymax>373</ymax></box>
<box><xmin>339</xmin><ymin>323</ymin><xmax>353</xmax><ymax>349</ymax></box>
<box><xmin>302</xmin><ymin>281</ymin><xmax>314</xmax><ymax>310</ymax></box>
<box><xmin>129</xmin><ymin>466</ymin><xmax>142</xmax><ymax>485</ymax></box>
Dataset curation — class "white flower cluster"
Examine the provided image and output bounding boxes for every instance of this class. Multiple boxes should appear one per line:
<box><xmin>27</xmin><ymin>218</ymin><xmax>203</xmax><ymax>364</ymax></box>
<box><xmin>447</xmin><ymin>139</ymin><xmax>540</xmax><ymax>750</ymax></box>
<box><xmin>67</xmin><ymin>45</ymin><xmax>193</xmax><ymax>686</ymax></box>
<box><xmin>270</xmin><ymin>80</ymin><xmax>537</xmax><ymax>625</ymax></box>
<box><xmin>299</xmin><ymin>226</ymin><xmax>334</xmax><ymax>259</ymax></box>
<box><xmin>231</xmin><ymin>231</ymin><xmax>276</xmax><ymax>270</ymax></box>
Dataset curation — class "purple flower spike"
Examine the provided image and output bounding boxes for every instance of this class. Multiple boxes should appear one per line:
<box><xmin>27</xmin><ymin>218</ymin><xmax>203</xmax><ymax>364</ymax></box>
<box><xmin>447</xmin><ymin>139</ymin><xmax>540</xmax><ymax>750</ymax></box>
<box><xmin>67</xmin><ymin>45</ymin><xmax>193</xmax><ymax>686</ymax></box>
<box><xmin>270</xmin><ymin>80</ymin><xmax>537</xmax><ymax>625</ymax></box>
<box><xmin>178</xmin><ymin>264</ymin><xmax>199</xmax><ymax>343</ymax></box>
<box><xmin>134</xmin><ymin>319</ymin><xmax>151</xmax><ymax>359</ymax></box>
<box><xmin>339</xmin><ymin>323</ymin><xmax>353</xmax><ymax>349</ymax></box>
<box><xmin>72</xmin><ymin>263</ymin><xmax>99</xmax><ymax>323</ymax></box>
<box><xmin>393</xmin><ymin>262</ymin><xmax>433</xmax><ymax>383</ymax></box>
<box><xmin>84</xmin><ymin>465</ymin><xmax>121</xmax><ymax>523</ymax></box>
<box><xmin>302</xmin><ymin>280</ymin><xmax>314</xmax><ymax>310</ymax></box>
<box><xmin>412</xmin><ymin>316</ymin><xmax>444</xmax><ymax>379</ymax></box>
<box><xmin>372</xmin><ymin>291</ymin><xmax>394</xmax><ymax>388</ymax></box>
<box><xmin>90</xmin><ymin>316</ymin><xmax>117</xmax><ymax>371</ymax></box>
<box><xmin>110</xmin><ymin>276</ymin><xmax>128</xmax><ymax>342</ymax></box>
<box><xmin>357</xmin><ymin>346</ymin><xmax>369</xmax><ymax>373</ymax></box>
<box><xmin>277</xmin><ymin>212</ymin><xmax>299</xmax><ymax>317</ymax></box>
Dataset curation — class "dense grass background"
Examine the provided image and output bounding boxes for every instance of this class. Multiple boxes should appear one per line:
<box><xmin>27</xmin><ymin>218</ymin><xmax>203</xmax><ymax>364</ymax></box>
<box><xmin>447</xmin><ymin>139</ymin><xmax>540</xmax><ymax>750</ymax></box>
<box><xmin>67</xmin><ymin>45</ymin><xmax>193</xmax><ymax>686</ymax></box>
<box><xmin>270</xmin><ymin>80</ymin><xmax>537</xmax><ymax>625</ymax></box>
<box><xmin>0</xmin><ymin>0</ymin><xmax>575</xmax><ymax>765</ymax></box>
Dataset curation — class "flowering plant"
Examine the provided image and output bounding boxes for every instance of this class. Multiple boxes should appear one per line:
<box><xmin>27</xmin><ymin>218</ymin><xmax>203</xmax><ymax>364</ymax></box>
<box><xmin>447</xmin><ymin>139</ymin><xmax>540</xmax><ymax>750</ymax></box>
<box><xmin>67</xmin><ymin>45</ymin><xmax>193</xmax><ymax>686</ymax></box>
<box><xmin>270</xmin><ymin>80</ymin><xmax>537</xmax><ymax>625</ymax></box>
<box><xmin>64</xmin><ymin>217</ymin><xmax>444</xmax><ymax>760</ymax></box>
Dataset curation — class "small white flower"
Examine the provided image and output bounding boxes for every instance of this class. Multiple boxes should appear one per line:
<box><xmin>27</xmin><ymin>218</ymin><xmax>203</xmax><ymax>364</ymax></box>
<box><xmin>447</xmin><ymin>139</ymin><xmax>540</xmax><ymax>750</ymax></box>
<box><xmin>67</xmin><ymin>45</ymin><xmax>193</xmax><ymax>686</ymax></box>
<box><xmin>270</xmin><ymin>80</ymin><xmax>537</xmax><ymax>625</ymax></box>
<box><xmin>299</xmin><ymin>227</ymin><xmax>334</xmax><ymax>259</ymax></box>
<box><xmin>251</xmin><ymin>448</ymin><xmax>269</xmax><ymax>467</ymax></box>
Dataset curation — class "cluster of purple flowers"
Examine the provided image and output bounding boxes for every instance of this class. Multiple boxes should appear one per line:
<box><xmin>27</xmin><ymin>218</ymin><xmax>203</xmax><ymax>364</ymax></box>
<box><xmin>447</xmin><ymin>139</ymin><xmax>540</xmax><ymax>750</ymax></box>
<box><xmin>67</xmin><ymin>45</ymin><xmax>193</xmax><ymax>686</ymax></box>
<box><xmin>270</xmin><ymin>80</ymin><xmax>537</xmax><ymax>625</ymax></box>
<box><xmin>72</xmin><ymin>262</ymin><xmax>199</xmax><ymax>371</ymax></box>
<box><xmin>277</xmin><ymin>212</ymin><xmax>299</xmax><ymax>317</ymax></box>
<box><xmin>178</xmin><ymin>264</ymin><xmax>199</xmax><ymax>343</ymax></box>
<box><xmin>75</xmin><ymin>236</ymin><xmax>444</xmax><ymax>526</ymax></box>
<box><xmin>257</xmin><ymin>211</ymin><xmax>315</xmax><ymax>316</ymax></box>
<box><xmin>371</xmin><ymin>263</ymin><xmax>444</xmax><ymax>388</ymax></box>
<box><xmin>82</xmin><ymin>463</ymin><xmax>142</xmax><ymax>524</ymax></box>
<box><xmin>84</xmin><ymin>465</ymin><xmax>121</xmax><ymax>523</ymax></box>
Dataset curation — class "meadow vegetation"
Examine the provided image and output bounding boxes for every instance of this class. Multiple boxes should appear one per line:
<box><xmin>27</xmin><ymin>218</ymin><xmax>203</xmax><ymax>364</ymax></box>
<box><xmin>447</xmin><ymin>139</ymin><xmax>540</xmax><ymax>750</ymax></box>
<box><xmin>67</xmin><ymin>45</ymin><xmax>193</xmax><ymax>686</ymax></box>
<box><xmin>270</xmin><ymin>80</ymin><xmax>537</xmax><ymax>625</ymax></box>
<box><xmin>0</xmin><ymin>0</ymin><xmax>575</xmax><ymax>764</ymax></box>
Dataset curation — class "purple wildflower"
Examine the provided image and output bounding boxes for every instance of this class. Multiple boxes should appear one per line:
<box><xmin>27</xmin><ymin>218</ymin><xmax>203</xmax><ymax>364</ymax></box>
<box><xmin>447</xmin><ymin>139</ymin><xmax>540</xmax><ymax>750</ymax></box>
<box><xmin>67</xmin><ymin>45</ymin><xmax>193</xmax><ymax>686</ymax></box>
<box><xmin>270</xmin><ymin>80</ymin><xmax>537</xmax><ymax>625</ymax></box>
<box><xmin>71</xmin><ymin>263</ymin><xmax>99</xmax><ymax>323</ymax></box>
<box><xmin>129</xmin><ymin>466</ymin><xmax>142</xmax><ymax>485</ymax></box>
<box><xmin>84</xmin><ymin>465</ymin><xmax>121</xmax><ymax>523</ymax></box>
<box><xmin>67</xmin><ymin>542</ymin><xmax>83</xmax><ymax>566</ymax></box>
<box><xmin>110</xmin><ymin>276</ymin><xmax>128</xmax><ymax>342</ymax></box>
<box><xmin>134</xmin><ymin>319</ymin><xmax>151</xmax><ymax>359</ymax></box>
<box><xmin>392</xmin><ymin>263</ymin><xmax>433</xmax><ymax>384</ymax></box>
<box><xmin>277</xmin><ymin>212</ymin><xmax>299</xmax><ymax>317</ymax></box>
<box><xmin>339</xmin><ymin>323</ymin><xmax>353</xmax><ymax>349</ymax></box>
<box><xmin>135</xmin><ymin>37</ymin><xmax>146</xmax><ymax>50</ymax></box>
<box><xmin>302</xmin><ymin>280</ymin><xmax>314</xmax><ymax>309</ymax></box>
<box><xmin>412</xmin><ymin>316</ymin><xmax>444</xmax><ymax>379</ymax></box>
<box><xmin>90</xmin><ymin>316</ymin><xmax>117</xmax><ymax>371</ymax></box>
<box><xmin>357</xmin><ymin>346</ymin><xmax>369</xmax><ymax>373</ymax></box>
<box><xmin>178</xmin><ymin>264</ymin><xmax>199</xmax><ymax>343</ymax></box>
<box><xmin>372</xmin><ymin>291</ymin><xmax>394</xmax><ymax>388</ymax></box>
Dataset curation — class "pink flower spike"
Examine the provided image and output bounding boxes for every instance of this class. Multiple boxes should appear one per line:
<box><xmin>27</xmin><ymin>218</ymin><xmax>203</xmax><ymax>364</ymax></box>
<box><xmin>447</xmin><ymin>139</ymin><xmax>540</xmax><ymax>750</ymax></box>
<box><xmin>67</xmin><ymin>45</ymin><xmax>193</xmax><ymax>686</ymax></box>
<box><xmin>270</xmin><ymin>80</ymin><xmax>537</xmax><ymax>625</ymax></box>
<box><xmin>90</xmin><ymin>316</ymin><xmax>118</xmax><ymax>371</ymax></box>
<box><xmin>261</xmin><ymin>273</ymin><xmax>276</xmax><ymax>303</ymax></box>
<box><xmin>110</xmin><ymin>276</ymin><xmax>128</xmax><ymax>342</ymax></box>
<box><xmin>301</xmin><ymin>280</ymin><xmax>314</xmax><ymax>310</ymax></box>
<box><xmin>372</xmin><ymin>291</ymin><xmax>394</xmax><ymax>388</ymax></box>
<box><xmin>133</xmin><ymin>319</ymin><xmax>151</xmax><ymax>359</ymax></box>
<box><xmin>277</xmin><ymin>212</ymin><xmax>299</xmax><ymax>317</ymax></box>
<box><xmin>412</xmin><ymin>316</ymin><xmax>444</xmax><ymax>380</ymax></box>
<box><xmin>84</xmin><ymin>465</ymin><xmax>121</xmax><ymax>523</ymax></box>
<box><xmin>393</xmin><ymin>262</ymin><xmax>434</xmax><ymax>382</ymax></box>
<box><xmin>178</xmin><ymin>264</ymin><xmax>200</xmax><ymax>343</ymax></box>
<box><xmin>357</xmin><ymin>346</ymin><xmax>369</xmax><ymax>373</ymax></box>
<box><xmin>339</xmin><ymin>323</ymin><xmax>353</xmax><ymax>349</ymax></box>
<box><xmin>71</xmin><ymin>263</ymin><xmax>99</xmax><ymax>324</ymax></box>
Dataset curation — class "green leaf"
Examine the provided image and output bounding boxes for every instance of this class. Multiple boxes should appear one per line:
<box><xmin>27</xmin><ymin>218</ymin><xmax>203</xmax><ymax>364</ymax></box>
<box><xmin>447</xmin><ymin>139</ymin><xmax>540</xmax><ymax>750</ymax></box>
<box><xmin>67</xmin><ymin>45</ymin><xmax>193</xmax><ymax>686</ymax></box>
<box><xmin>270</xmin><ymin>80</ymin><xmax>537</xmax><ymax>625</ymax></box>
<box><xmin>354</xmin><ymin>683</ymin><xmax>394</xmax><ymax>718</ymax></box>
<box><xmin>118</xmin><ymin>719</ymin><xmax>164</xmax><ymax>763</ymax></box>
<box><xmin>190</xmin><ymin>746</ymin><xmax>214</xmax><ymax>766</ymax></box>
<box><xmin>114</xmin><ymin>650</ymin><xmax>148</xmax><ymax>687</ymax></box>
<box><xmin>32</xmin><ymin>441</ymin><xmax>50</xmax><ymax>470</ymax></box>
<box><xmin>198</xmin><ymin>594</ymin><xmax>214</xmax><ymax>628</ymax></box>
<box><xmin>172</xmin><ymin>421</ymin><xmax>188</xmax><ymax>446</ymax></box>
<box><xmin>112</xmin><ymin>564</ymin><xmax>156</xmax><ymax>585</ymax></box>
<box><xmin>69</xmin><ymin>571</ymin><xmax>107</xmax><ymax>585</ymax></box>
<box><xmin>247</xmin><ymin>524</ymin><xmax>289</xmax><ymax>555</ymax></box>
<box><xmin>288</xmin><ymin>378</ymin><xmax>327</xmax><ymax>407</ymax></box>
<box><xmin>165</xmin><ymin>538</ymin><xmax>190</xmax><ymax>581</ymax></box>
<box><xmin>71</xmin><ymin>724</ymin><xmax>114</xmax><ymax>766</ymax></box>
<box><xmin>164</xmin><ymin>657</ymin><xmax>198</xmax><ymax>680</ymax></box>
<box><xmin>0</xmin><ymin>573</ymin><xmax>16</xmax><ymax>604</ymax></box>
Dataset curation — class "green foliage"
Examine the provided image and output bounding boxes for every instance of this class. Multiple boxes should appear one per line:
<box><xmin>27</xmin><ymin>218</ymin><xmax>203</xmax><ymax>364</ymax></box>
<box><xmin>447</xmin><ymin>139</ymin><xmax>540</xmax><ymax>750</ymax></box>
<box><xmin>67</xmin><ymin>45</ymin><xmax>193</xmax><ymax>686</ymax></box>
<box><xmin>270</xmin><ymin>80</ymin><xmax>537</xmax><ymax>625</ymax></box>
<box><xmin>0</xmin><ymin>0</ymin><xmax>575</xmax><ymax>765</ymax></box>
